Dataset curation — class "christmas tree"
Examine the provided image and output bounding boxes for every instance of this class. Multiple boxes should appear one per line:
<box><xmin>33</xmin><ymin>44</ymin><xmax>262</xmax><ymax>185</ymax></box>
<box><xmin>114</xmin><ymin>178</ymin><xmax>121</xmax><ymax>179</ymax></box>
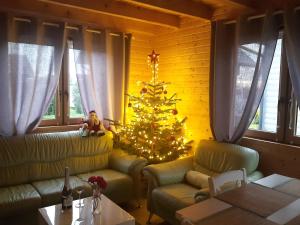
<box><xmin>109</xmin><ymin>50</ymin><xmax>192</xmax><ymax>163</ymax></box>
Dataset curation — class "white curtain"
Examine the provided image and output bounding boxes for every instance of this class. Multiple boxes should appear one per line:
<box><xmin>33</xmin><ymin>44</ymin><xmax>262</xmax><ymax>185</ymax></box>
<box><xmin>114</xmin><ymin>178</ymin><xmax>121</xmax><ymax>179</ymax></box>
<box><xmin>284</xmin><ymin>7</ymin><xmax>300</xmax><ymax>107</ymax></box>
<box><xmin>0</xmin><ymin>14</ymin><xmax>66</xmax><ymax>136</ymax></box>
<box><xmin>211</xmin><ymin>12</ymin><xmax>279</xmax><ymax>143</ymax></box>
<box><xmin>69</xmin><ymin>28</ymin><xmax>131</xmax><ymax>124</ymax></box>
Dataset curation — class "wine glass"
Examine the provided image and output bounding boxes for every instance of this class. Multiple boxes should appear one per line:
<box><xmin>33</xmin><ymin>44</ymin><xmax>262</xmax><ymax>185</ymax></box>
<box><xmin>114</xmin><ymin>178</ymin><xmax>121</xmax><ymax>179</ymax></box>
<box><xmin>75</xmin><ymin>188</ymin><xmax>85</xmax><ymax>208</ymax></box>
<box><xmin>73</xmin><ymin>206</ymin><xmax>85</xmax><ymax>224</ymax></box>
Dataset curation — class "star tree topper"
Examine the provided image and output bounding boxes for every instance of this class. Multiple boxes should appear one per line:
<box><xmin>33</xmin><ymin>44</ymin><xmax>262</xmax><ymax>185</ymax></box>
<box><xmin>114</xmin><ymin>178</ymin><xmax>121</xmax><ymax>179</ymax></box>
<box><xmin>148</xmin><ymin>50</ymin><xmax>160</xmax><ymax>64</ymax></box>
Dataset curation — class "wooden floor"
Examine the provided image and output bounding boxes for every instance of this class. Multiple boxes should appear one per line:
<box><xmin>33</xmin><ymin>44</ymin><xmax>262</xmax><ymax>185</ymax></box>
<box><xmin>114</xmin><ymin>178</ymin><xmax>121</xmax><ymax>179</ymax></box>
<box><xmin>123</xmin><ymin>199</ymin><xmax>170</xmax><ymax>225</ymax></box>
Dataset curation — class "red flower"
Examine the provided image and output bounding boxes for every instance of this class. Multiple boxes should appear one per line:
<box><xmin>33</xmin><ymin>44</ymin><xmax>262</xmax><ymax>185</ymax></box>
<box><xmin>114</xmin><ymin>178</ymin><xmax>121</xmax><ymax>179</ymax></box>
<box><xmin>88</xmin><ymin>176</ymin><xmax>107</xmax><ymax>190</ymax></box>
<box><xmin>88</xmin><ymin>176</ymin><xmax>96</xmax><ymax>183</ymax></box>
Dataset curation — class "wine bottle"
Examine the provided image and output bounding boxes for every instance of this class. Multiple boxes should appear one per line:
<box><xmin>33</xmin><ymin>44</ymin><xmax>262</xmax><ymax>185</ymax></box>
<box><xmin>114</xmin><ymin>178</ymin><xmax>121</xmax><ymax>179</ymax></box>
<box><xmin>61</xmin><ymin>167</ymin><xmax>73</xmax><ymax>209</ymax></box>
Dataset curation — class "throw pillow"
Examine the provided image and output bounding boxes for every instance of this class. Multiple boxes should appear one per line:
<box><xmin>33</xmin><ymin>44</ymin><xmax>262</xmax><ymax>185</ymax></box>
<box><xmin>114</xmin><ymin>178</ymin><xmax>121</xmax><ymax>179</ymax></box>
<box><xmin>185</xmin><ymin>170</ymin><xmax>209</xmax><ymax>189</ymax></box>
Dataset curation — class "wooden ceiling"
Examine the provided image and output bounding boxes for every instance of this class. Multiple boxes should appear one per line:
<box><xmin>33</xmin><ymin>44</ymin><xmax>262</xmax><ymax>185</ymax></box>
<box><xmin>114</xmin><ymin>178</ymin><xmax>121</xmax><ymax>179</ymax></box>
<box><xmin>0</xmin><ymin>0</ymin><xmax>289</xmax><ymax>35</ymax></box>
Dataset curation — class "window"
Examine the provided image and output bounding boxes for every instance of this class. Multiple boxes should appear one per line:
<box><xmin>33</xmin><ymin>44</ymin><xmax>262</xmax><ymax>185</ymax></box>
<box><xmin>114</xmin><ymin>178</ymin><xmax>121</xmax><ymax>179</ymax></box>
<box><xmin>249</xmin><ymin>38</ymin><xmax>282</xmax><ymax>133</ymax></box>
<box><xmin>40</xmin><ymin>40</ymin><xmax>85</xmax><ymax>126</ymax></box>
<box><xmin>246</xmin><ymin>34</ymin><xmax>300</xmax><ymax>145</ymax></box>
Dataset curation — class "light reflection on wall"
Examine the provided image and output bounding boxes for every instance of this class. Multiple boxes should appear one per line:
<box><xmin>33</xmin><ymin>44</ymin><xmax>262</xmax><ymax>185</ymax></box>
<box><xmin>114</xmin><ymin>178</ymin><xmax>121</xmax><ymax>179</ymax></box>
<box><xmin>128</xmin><ymin>20</ymin><xmax>213</xmax><ymax>149</ymax></box>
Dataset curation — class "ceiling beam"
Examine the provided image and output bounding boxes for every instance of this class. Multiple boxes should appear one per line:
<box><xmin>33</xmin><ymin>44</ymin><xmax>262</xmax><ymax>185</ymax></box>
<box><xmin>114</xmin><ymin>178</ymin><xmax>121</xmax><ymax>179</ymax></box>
<box><xmin>251</xmin><ymin>0</ymin><xmax>284</xmax><ymax>10</ymax></box>
<box><xmin>38</xmin><ymin>0</ymin><xmax>180</xmax><ymax>29</ymax></box>
<box><xmin>226</xmin><ymin>0</ymin><xmax>258</xmax><ymax>9</ymax></box>
<box><xmin>225</xmin><ymin>0</ymin><xmax>283</xmax><ymax>11</ymax></box>
<box><xmin>120</xmin><ymin>0</ymin><xmax>213</xmax><ymax>20</ymax></box>
<box><xmin>0</xmin><ymin>0</ymin><xmax>173</xmax><ymax>36</ymax></box>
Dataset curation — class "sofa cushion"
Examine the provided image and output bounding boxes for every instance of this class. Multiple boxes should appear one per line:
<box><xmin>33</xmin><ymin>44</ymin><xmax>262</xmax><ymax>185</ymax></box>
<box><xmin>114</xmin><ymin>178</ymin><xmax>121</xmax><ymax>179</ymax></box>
<box><xmin>32</xmin><ymin>176</ymin><xmax>92</xmax><ymax>206</ymax></box>
<box><xmin>0</xmin><ymin>184</ymin><xmax>41</xmax><ymax>217</ymax></box>
<box><xmin>0</xmin><ymin>136</ymin><xmax>30</xmax><ymax>187</ymax></box>
<box><xmin>77</xmin><ymin>169</ymin><xmax>133</xmax><ymax>204</ymax></box>
<box><xmin>26</xmin><ymin>131</ymin><xmax>113</xmax><ymax>181</ymax></box>
<box><xmin>194</xmin><ymin>140</ymin><xmax>259</xmax><ymax>175</ymax></box>
<box><xmin>152</xmin><ymin>183</ymin><xmax>200</xmax><ymax>215</ymax></box>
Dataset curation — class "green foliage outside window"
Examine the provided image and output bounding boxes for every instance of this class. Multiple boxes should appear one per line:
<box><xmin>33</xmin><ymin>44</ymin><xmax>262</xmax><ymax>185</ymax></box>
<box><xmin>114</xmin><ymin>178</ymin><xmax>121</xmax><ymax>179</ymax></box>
<box><xmin>43</xmin><ymin>97</ymin><xmax>56</xmax><ymax>120</ymax></box>
<box><xmin>69</xmin><ymin>81</ymin><xmax>84</xmax><ymax>118</ymax></box>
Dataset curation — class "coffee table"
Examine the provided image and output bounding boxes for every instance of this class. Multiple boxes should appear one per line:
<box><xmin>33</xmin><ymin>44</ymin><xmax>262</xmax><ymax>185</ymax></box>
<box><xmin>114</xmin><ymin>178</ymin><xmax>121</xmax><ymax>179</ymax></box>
<box><xmin>38</xmin><ymin>195</ymin><xmax>135</xmax><ymax>225</ymax></box>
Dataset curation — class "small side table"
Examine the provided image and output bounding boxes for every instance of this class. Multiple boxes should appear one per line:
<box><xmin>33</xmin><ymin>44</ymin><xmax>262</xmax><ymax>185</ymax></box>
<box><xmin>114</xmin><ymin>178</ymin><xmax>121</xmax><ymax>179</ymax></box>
<box><xmin>39</xmin><ymin>195</ymin><xmax>135</xmax><ymax>225</ymax></box>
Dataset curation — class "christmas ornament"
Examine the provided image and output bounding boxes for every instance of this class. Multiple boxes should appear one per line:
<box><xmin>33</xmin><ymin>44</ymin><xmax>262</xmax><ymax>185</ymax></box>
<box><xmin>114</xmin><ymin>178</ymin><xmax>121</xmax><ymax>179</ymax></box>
<box><xmin>172</xmin><ymin>109</ymin><xmax>178</xmax><ymax>115</ymax></box>
<box><xmin>141</xmin><ymin>87</ymin><xmax>147</xmax><ymax>93</ymax></box>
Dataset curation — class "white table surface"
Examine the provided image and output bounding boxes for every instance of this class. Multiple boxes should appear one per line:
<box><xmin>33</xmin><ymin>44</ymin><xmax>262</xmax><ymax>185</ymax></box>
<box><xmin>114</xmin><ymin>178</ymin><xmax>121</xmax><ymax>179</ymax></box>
<box><xmin>254</xmin><ymin>174</ymin><xmax>294</xmax><ymax>188</ymax></box>
<box><xmin>39</xmin><ymin>195</ymin><xmax>135</xmax><ymax>225</ymax></box>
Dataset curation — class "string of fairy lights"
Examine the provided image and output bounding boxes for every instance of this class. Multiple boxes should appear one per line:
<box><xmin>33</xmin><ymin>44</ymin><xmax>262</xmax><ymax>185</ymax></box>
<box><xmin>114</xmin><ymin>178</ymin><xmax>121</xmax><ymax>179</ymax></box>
<box><xmin>108</xmin><ymin>50</ymin><xmax>192</xmax><ymax>163</ymax></box>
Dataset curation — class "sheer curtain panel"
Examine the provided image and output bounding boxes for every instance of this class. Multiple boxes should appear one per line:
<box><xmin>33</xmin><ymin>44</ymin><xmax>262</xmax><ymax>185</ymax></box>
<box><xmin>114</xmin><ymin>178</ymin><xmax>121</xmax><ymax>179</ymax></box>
<box><xmin>0</xmin><ymin>14</ymin><xmax>65</xmax><ymax>136</ymax></box>
<box><xmin>69</xmin><ymin>28</ymin><xmax>131</xmax><ymax>124</ymax></box>
<box><xmin>211</xmin><ymin>12</ymin><xmax>279</xmax><ymax>143</ymax></box>
<box><xmin>284</xmin><ymin>7</ymin><xmax>300</xmax><ymax>108</ymax></box>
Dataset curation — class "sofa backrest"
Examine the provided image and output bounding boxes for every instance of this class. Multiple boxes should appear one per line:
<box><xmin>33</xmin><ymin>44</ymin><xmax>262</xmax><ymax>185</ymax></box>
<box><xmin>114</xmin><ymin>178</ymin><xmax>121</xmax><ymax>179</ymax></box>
<box><xmin>0</xmin><ymin>131</ymin><xmax>113</xmax><ymax>187</ymax></box>
<box><xmin>193</xmin><ymin>140</ymin><xmax>259</xmax><ymax>176</ymax></box>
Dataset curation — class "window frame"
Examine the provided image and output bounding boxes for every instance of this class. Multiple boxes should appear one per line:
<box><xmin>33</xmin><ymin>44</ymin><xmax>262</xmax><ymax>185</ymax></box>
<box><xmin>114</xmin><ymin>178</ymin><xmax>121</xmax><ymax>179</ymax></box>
<box><xmin>285</xmin><ymin>86</ymin><xmax>300</xmax><ymax>145</ymax></box>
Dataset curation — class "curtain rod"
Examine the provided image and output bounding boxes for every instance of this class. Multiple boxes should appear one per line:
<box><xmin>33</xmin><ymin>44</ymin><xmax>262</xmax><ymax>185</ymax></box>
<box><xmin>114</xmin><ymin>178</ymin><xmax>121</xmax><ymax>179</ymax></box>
<box><xmin>223</xmin><ymin>6</ymin><xmax>300</xmax><ymax>25</ymax></box>
<box><xmin>13</xmin><ymin>17</ymin><xmax>126</xmax><ymax>37</ymax></box>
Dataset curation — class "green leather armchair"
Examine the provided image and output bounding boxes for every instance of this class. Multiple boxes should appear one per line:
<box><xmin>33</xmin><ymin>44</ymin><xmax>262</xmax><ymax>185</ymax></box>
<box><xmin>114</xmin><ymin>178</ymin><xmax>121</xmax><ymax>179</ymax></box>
<box><xmin>143</xmin><ymin>140</ymin><xmax>263</xmax><ymax>225</ymax></box>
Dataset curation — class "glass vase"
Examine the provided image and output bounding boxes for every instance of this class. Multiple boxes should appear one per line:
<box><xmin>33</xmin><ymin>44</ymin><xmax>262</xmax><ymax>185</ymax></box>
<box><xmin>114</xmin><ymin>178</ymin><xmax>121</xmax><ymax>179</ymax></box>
<box><xmin>92</xmin><ymin>188</ymin><xmax>101</xmax><ymax>215</ymax></box>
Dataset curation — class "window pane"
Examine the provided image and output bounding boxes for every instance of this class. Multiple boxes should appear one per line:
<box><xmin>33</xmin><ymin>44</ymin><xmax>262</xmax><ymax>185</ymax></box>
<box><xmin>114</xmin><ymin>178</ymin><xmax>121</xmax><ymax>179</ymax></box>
<box><xmin>249</xmin><ymin>39</ymin><xmax>282</xmax><ymax>132</ymax></box>
<box><xmin>43</xmin><ymin>96</ymin><xmax>56</xmax><ymax>120</ymax></box>
<box><xmin>68</xmin><ymin>41</ymin><xmax>84</xmax><ymax>118</ymax></box>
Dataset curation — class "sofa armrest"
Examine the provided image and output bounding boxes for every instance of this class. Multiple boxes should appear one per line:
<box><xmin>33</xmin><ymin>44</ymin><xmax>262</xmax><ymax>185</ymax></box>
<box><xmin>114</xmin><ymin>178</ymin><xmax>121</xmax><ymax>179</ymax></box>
<box><xmin>109</xmin><ymin>148</ymin><xmax>147</xmax><ymax>175</ymax></box>
<box><xmin>109</xmin><ymin>148</ymin><xmax>147</xmax><ymax>201</ymax></box>
<box><xmin>143</xmin><ymin>156</ymin><xmax>193</xmax><ymax>187</ymax></box>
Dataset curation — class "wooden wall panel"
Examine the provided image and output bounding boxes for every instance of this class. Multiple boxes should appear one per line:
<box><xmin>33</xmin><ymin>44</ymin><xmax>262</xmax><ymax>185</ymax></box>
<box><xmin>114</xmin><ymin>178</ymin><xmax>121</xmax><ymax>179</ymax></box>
<box><xmin>150</xmin><ymin>18</ymin><xmax>213</xmax><ymax>147</ymax></box>
<box><xmin>240</xmin><ymin>138</ymin><xmax>300</xmax><ymax>179</ymax></box>
<box><xmin>128</xmin><ymin>33</ymin><xmax>153</xmax><ymax>93</ymax></box>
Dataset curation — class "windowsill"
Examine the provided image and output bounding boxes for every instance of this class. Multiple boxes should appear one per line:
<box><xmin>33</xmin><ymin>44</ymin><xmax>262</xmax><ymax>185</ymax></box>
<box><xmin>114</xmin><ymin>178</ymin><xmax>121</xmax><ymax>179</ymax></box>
<box><xmin>244</xmin><ymin>129</ymin><xmax>277</xmax><ymax>142</ymax></box>
<box><xmin>32</xmin><ymin>124</ymin><xmax>81</xmax><ymax>133</ymax></box>
<box><xmin>241</xmin><ymin>136</ymin><xmax>300</xmax><ymax>149</ymax></box>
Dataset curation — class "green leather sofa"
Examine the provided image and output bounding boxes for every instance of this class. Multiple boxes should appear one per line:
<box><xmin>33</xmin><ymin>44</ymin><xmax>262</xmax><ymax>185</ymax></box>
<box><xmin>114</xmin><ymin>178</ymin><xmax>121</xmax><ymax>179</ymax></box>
<box><xmin>0</xmin><ymin>131</ymin><xmax>146</xmax><ymax>224</ymax></box>
<box><xmin>143</xmin><ymin>140</ymin><xmax>263</xmax><ymax>225</ymax></box>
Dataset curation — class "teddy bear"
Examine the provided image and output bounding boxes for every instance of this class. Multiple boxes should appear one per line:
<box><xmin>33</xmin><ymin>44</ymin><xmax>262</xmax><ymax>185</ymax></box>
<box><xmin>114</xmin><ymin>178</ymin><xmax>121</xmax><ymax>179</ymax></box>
<box><xmin>81</xmin><ymin>110</ymin><xmax>105</xmax><ymax>137</ymax></box>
